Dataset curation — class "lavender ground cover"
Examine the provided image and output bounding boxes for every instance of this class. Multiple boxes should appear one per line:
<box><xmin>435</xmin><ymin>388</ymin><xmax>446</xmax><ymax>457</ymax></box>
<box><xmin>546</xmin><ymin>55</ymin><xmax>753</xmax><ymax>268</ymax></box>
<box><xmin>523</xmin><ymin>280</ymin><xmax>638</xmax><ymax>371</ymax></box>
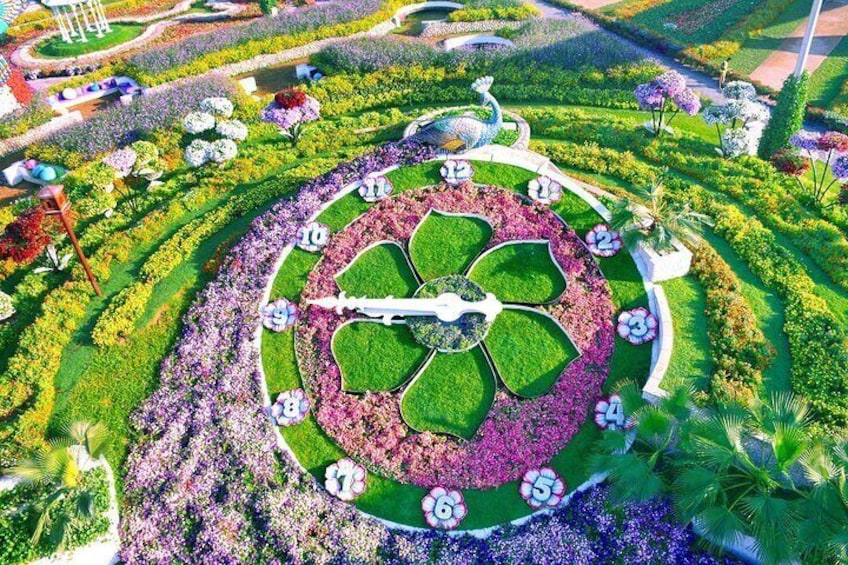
<box><xmin>45</xmin><ymin>75</ymin><xmax>236</xmax><ymax>158</ymax></box>
<box><xmin>313</xmin><ymin>19</ymin><xmax>645</xmax><ymax>74</ymax></box>
<box><xmin>127</xmin><ymin>0</ymin><xmax>383</xmax><ymax>76</ymax></box>
<box><xmin>121</xmin><ymin>141</ymin><xmax>744</xmax><ymax>564</ymax></box>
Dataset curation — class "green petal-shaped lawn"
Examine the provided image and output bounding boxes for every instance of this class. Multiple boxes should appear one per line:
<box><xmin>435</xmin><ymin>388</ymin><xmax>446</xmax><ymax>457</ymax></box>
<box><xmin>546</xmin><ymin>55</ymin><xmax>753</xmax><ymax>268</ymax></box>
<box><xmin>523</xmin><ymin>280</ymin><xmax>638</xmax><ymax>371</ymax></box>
<box><xmin>484</xmin><ymin>309</ymin><xmax>578</xmax><ymax>397</ymax></box>
<box><xmin>468</xmin><ymin>242</ymin><xmax>566</xmax><ymax>304</ymax></box>
<box><xmin>336</xmin><ymin>242</ymin><xmax>419</xmax><ymax>298</ymax></box>
<box><xmin>333</xmin><ymin>322</ymin><xmax>429</xmax><ymax>392</ymax></box>
<box><xmin>409</xmin><ymin>211</ymin><xmax>492</xmax><ymax>280</ymax></box>
<box><xmin>401</xmin><ymin>347</ymin><xmax>496</xmax><ymax>439</ymax></box>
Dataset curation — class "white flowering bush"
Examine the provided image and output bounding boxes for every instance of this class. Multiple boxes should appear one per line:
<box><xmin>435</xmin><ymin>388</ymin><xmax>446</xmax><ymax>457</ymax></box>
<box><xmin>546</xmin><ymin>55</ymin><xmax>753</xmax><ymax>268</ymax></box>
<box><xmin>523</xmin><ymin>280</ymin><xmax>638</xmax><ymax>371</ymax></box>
<box><xmin>182</xmin><ymin>97</ymin><xmax>246</xmax><ymax>168</ymax></box>
<box><xmin>0</xmin><ymin>290</ymin><xmax>15</xmax><ymax>321</ymax></box>
<box><xmin>702</xmin><ymin>82</ymin><xmax>769</xmax><ymax>159</ymax></box>
<box><xmin>209</xmin><ymin>139</ymin><xmax>238</xmax><ymax>164</ymax></box>
<box><xmin>720</xmin><ymin>128</ymin><xmax>754</xmax><ymax>159</ymax></box>
<box><xmin>183</xmin><ymin>111</ymin><xmax>216</xmax><ymax>134</ymax></box>
<box><xmin>185</xmin><ymin>139</ymin><xmax>212</xmax><ymax>168</ymax></box>
<box><xmin>216</xmin><ymin>120</ymin><xmax>248</xmax><ymax>141</ymax></box>
<box><xmin>200</xmin><ymin>97</ymin><xmax>234</xmax><ymax>118</ymax></box>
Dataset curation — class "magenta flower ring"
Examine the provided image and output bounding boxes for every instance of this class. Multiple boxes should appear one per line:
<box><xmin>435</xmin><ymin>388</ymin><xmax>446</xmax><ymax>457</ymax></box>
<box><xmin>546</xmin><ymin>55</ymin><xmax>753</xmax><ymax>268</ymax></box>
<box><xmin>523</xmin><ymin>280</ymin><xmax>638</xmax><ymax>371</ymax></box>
<box><xmin>298</xmin><ymin>184</ymin><xmax>616</xmax><ymax>489</ymax></box>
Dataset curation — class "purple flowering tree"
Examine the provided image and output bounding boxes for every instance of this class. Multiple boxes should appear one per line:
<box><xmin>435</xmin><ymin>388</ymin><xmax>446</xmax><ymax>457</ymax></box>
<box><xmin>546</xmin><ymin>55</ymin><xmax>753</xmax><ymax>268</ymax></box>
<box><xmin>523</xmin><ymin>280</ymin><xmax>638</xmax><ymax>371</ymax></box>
<box><xmin>787</xmin><ymin>130</ymin><xmax>848</xmax><ymax>205</ymax></box>
<box><xmin>260</xmin><ymin>90</ymin><xmax>321</xmax><ymax>144</ymax></box>
<box><xmin>633</xmin><ymin>71</ymin><xmax>701</xmax><ymax>138</ymax></box>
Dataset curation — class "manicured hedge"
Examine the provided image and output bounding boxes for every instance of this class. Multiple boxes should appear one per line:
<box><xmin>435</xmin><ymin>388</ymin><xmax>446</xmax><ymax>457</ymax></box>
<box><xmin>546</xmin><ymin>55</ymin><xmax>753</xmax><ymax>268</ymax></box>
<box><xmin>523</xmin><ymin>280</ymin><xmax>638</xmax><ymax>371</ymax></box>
<box><xmin>758</xmin><ymin>72</ymin><xmax>808</xmax><ymax>159</ymax></box>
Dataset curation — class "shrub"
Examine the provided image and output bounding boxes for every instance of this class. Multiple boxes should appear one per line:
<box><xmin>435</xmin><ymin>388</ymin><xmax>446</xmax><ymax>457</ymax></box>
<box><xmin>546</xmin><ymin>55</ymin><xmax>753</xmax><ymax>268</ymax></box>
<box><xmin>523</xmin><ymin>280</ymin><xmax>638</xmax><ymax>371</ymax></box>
<box><xmin>758</xmin><ymin>72</ymin><xmax>808</xmax><ymax>159</ymax></box>
<box><xmin>258</xmin><ymin>0</ymin><xmax>277</xmax><ymax>15</ymax></box>
<box><xmin>0</xmin><ymin>208</ymin><xmax>52</xmax><ymax>265</ymax></box>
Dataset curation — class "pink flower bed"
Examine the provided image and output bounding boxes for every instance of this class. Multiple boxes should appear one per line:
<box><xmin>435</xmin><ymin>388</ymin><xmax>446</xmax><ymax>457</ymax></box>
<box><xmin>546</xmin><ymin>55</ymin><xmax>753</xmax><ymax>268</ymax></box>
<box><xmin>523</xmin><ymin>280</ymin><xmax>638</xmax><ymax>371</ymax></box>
<box><xmin>295</xmin><ymin>183</ymin><xmax>615</xmax><ymax>489</ymax></box>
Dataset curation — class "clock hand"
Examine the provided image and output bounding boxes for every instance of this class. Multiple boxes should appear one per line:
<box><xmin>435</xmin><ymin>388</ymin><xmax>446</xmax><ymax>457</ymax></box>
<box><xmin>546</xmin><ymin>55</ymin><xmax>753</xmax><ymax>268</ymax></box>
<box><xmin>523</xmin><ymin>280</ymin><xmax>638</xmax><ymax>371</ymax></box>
<box><xmin>308</xmin><ymin>292</ymin><xmax>503</xmax><ymax>325</ymax></box>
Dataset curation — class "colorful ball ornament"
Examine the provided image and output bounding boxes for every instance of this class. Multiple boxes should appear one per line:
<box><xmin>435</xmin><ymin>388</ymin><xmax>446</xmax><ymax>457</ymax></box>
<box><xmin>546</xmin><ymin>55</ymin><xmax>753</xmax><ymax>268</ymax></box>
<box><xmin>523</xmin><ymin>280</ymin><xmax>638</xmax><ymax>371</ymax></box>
<box><xmin>422</xmin><ymin>487</ymin><xmax>467</xmax><ymax>529</ymax></box>
<box><xmin>519</xmin><ymin>467</ymin><xmax>566</xmax><ymax>509</ymax></box>
<box><xmin>585</xmin><ymin>224</ymin><xmax>623</xmax><ymax>257</ymax></box>
<box><xmin>594</xmin><ymin>393</ymin><xmax>628</xmax><ymax>431</ymax></box>
<box><xmin>439</xmin><ymin>159</ymin><xmax>474</xmax><ymax>186</ymax></box>
<box><xmin>261</xmin><ymin>298</ymin><xmax>298</xmax><ymax>332</ymax></box>
<box><xmin>325</xmin><ymin>458</ymin><xmax>367</xmax><ymax>501</ymax></box>
<box><xmin>527</xmin><ymin>175</ymin><xmax>562</xmax><ymax>205</ymax></box>
<box><xmin>267</xmin><ymin>389</ymin><xmax>310</xmax><ymax>426</ymax></box>
<box><xmin>358</xmin><ymin>174</ymin><xmax>393</xmax><ymax>202</ymax></box>
<box><xmin>617</xmin><ymin>307</ymin><xmax>658</xmax><ymax>345</ymax></box>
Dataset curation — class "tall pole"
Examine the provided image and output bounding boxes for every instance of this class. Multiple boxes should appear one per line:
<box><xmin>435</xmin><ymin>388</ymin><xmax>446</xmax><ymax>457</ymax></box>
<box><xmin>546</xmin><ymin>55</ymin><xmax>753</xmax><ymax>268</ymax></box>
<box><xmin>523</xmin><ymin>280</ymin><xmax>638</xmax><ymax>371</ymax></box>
<box><xmin>58</xmin><ymin>211</ymin><xmax>101</xmax><ymax>297</ymax></box>
<box><xmin>794</xmin><ymin>0</ymin><xmax>824</xmax><ymax>77</ymax></box>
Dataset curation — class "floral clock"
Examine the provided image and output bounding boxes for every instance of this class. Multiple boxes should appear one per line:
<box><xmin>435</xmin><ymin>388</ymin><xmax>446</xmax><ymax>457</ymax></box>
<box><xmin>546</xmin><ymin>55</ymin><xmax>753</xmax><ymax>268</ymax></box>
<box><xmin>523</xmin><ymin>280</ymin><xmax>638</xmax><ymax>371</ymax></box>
<box><xmin>267</xmin><ymin>389</ymin><xmax>310</xmax><ymax>426</ymax></box>
<box><xmin>358</xmin><ymin>174</ymin><xmax>393</xmax><ymax>202</ymax></box>
<box><xmin>520</xmin><ymin>467</ymin><xmax>566</xmax><ymax>509</ymax></box>
<box><xmin>617</xmin><ymin>307</ymin><xmax>659</xmax><ymax>345</ymax></box>
<box><xmin>585</xmin><ymin>224</ymin><xmax>623</xmax><ymax>258</ymax></box>
<box><xmin>422</xmin><ymin>487</ymin><xmax>467</xmax><ymax>529</ymax></box>
<box><xmin>261</xmin><ymin>298</ymin><xmax>298</xmax><ymax>332</ymax></box>
<box><xmin>527</xmin><ymin>176</ymin><xmax>562</xmax><ymax>205</ymax></box>
<box><xmin>297</xmin><ymin>183</ymin><xmax>616</xmax><ymax>491</ymax></box>
<box><xmin>440</xmin><ymin>159</ymin><xmax>474</xmax><ymax>185</ymax></box>
<box><xmin>325</xmin><ymin>458</ymin><xmax>367</xmax><ymax>501</ymax></box>
<box><xmin>296</xmin><ymin>221</ymin><xmax>330</xmax><ymax>252</ymax></box>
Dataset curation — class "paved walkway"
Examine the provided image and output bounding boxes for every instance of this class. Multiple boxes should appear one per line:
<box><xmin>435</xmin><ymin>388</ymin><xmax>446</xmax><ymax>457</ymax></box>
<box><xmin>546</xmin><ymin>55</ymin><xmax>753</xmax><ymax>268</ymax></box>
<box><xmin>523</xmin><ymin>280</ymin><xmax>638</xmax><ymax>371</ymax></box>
<box><xmin>525</xmin><ymin>0</ymin><xmax>726</xmax><ymax>103</ymax></box>
<box><xmin>750</xmin><ymin>0</ymin><xmax>848</xmax><ymax>90</ymax></box>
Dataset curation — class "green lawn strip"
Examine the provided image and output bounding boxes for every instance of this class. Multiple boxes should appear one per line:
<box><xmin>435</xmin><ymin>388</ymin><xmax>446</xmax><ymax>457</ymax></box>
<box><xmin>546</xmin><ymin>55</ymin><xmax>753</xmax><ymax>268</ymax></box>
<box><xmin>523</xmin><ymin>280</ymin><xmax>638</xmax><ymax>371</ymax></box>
<box><xmin>660</xmin><ymin>275</ymin><xmax>712</xmax><ymax>392</ymax></box>
<box><xmin>808</xmin><ymin>33</ymin><xmax>848</xmax><ymax>108</ymax></box>
<box><xmin>401</xmin><ymin>347</ymin><xmax>496</xmax><ymax>439</ymax></box>
<box><xmin>730</xmin><ymin>0</ymin><xmax>810</xmax><ymax>74</ymax></box>
<box><xmin>701</xmin><ymin>230</ymin><xmax>791</xmax><ymax>392</ymax></box>
<box><xmin>35</xmin><ymin>23</ymin><xmax>145</xmax><ymax>58</ymax></box>
<box><xmin>317</xmin><ymin>192</ymin><xmax>371</xmax><ymax>231</ymax></box>
<box><xmin>262</xmin><ymin>161</ymin><xmax>653</xmax><ymax>528</ymax></box>
<box><xmin>49</xmin><ymin>205</ymin><xmax>262</xmax><ymax>496</ymax></box>
<box><xmin>484</xmin><ymin>308</ymin><xmax>578</xmax><ymax>397</ymax></box>
<box><xmin>628</xmin><ymin>0</ymin><xmax>762</xmax><ymax>47</ymax></box>
<box><xmin>336</xmin><ymin>243</ymin><xmax>419</xmax><ymax>298</ymax></box>
<box><xmin>468</xmin><ymin>242</ymin><xmax>566</xmax><ymax>304</ymax></box>
<box><xmin>333</xmin><ymin>322</ymin><xmax>429</xmax><ymax>392</ymax></box>
<box><xmin>470</xmin><ymin>160</ymin><xmax>539</xmax><ymax>191</ymax></box>
<box><xmin>408</xmin><ymin>211</ymin><xmax>492</xmax><ymax>280</ymax></box>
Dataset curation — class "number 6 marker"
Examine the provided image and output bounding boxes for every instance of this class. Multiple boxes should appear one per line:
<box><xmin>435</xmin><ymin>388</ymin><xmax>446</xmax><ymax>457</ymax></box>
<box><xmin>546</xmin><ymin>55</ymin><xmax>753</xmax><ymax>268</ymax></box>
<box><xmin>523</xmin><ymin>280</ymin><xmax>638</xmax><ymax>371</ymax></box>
<box><xmin>422</xmin><ymin>487</ymin><xmax>467</xmax><ymax>529</ymax></box>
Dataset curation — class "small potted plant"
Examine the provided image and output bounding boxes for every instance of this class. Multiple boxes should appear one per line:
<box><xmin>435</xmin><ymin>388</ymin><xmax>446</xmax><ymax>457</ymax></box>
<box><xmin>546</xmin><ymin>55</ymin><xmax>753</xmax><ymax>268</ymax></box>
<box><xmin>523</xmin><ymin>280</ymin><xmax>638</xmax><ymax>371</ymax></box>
<box><xmin>610</xmin><ymin>170</ymin><xmax>712</xmax><ymax>281</ymax></box>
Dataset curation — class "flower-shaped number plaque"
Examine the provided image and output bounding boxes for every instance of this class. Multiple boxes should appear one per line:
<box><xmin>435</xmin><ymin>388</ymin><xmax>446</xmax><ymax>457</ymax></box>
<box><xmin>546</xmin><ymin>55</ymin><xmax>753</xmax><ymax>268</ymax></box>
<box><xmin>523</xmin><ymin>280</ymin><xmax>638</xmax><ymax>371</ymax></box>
<box><xmin>296</xmin><ymin>222</ymin><xmax>330</xmax><ymax>253</ymax></box>
<box><xmin>617</xmin><ymin>307</ymin><xmax>658</xmax><ymax>345</ymax></box>
<box><xmin>325</xmin><ymin>458</ymin><xmax>367</xmax><ymax>501</ymax></box>
<box><xmin>527</xmin><ymin>176</ymin><xmax>562</xmax><ymax>205</ymax></box>
<box><xmin>267</xmin><ymin>389</ymin><xmax>310</xmax><ymax>426</ymax></box>
<box><xmin>440</xmin><ymin>160</ymin><xmax>474</xmax><ymax>185</ymax></box>
<box><xmin>520</xmin><ymin>467</ymin><xmax>566</xmax><ymax>508</ymax></box>
<box><xmin>585</xmin><ymin>224</ymin><xmax>622</xmax><ymax>258</ymax></box>
<box><xmin>358</xmin><ymin>174</ymin><xmax>393</xmax><ymax>202</ymax></box>
<box><xmin>594</xmin><ymin>393</ymin><xmax>627</xmax><ymax>431</ymax></box>
<box><xmin>422</xmin><ymin>487</ymin><xmax>467</xmax><ymax>529</ymax></box>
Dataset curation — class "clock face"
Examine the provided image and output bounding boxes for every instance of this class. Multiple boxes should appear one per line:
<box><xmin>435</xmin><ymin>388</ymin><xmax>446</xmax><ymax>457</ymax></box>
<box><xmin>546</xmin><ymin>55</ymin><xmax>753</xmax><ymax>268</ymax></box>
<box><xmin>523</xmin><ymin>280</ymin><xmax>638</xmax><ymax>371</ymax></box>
<box><xmin>261</xmin><ymin>159</ymin><xmax>650</xmax><ymax>530</ymax></box>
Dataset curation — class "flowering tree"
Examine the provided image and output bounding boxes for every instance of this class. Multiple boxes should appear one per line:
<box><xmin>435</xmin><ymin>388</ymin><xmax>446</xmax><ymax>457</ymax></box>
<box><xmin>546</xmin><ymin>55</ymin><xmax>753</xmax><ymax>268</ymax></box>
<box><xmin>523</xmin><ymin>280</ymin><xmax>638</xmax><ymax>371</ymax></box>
<box><xmin>182</xmin><ymin>97</ymin><xmax>246</xmax><ymax>167</ymax></box>
<box><xmin>702</xmin><ymin>81</ymin><xmax>769</xmax><ymax>158</ymax></box>
<box><xmin>0</xmin><ymin>207</ymin><xmax>52</xmax><ymax>265</ymax></box>
<box><xmin>633</xmin><ymin>70</ymin><xmax>701</xmax><ymax>137</ymax></box>
<box><xmin>786</xmin><ymin>130</ymin><xmax>848</xmax><ymax>205</ymax></box>
<box><xmin>102</xmin><ymin>141</ymin><xmax>164</xmax><ymax>213</ymax></box>
<box><xmin>261</xmin><ymin>88</ymin><xmax>320</xmax><ymax>143</ymax></box>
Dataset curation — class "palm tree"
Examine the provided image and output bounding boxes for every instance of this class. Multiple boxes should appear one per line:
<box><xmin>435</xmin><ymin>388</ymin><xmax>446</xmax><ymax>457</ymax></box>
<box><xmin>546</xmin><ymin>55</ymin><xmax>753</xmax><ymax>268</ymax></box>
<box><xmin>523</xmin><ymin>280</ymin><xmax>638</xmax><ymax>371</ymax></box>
<box><xmin>6</xmin><ymin>422</ymin><xmax>110</xmax><ymax>550</ymax></box>
<box><xmin>591</xmin><ymin>388</ymin><xmax>846</xmax><ymax>564</ymax></box>
<box><xmin>609</xmin><ymin>169</ymin><xmax>714</xmax><ymax>253</ymax></box>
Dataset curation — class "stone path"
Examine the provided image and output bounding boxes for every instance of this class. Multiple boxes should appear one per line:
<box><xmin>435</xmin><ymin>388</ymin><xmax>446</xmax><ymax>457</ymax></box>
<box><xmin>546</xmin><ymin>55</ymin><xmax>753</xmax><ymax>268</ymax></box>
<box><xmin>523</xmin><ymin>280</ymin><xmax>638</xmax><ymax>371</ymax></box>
<box><xmin>750</xmin><ymin>0</ymin><xmax>848</xmax><ymax>90</ymax></box>
<box><xmin>525</xmin><ymin>0</ymin><xmax>726</xmax><ymax>103</ymax></box>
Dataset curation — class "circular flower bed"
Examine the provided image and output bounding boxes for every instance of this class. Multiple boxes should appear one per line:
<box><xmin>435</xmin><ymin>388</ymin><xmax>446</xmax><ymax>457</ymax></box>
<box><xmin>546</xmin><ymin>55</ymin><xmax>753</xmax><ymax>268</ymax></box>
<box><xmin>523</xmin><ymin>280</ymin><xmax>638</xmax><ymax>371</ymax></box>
<box><xmin>297</xmin><ymin>182</ymin><xmax>615</xmax><ymax>489</ymax></box>
<box><xmin>406</xmin><ymin>275</ymin><xmax>490</xmax><ymax>353</ymax></box>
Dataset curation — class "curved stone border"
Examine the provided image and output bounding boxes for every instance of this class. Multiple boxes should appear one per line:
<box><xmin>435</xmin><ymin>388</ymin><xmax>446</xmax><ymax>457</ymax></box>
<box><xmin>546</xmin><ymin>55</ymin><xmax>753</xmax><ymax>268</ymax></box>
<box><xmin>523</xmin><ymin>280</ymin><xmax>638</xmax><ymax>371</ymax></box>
<box><xmin>403</xmin><ymin>107</ymin><xmax>531</xmax><ymax>150</ymax></box>
<box><xmin>11</xmin><ymin>1</ymin><xmax>245</xmax><ymax>68</ymax></box>
<box><xmin>442</xmin><ymin>34</ymin><xmax>515</xmax><ymax>51</ymax></box>
<box><xmin>420</xmin><ymin>19</ymin><xmax>522</xmax><ymax>38</ymax></box>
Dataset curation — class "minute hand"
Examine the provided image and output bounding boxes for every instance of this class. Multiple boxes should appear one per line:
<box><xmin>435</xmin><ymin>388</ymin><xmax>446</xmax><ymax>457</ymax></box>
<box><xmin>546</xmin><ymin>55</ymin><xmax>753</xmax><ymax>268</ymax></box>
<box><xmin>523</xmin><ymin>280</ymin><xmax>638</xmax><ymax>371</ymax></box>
<box><xmin>308</xmin><ymin>292</ymin><xmax>503</xmax><ymax>325</ymax></box>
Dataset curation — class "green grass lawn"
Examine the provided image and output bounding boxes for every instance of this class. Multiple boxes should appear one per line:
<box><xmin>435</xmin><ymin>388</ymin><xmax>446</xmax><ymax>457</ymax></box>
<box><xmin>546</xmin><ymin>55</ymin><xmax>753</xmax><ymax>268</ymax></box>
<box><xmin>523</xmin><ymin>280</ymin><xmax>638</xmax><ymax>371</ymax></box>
<box><xmin>484</xmin><ymin>308</ymin><xmax>578</xmax><ymax>397</ymax></box>
<box><xmin>808</xmin><ymin>34</ymin><xmax>848</xmax><ymax>109</ymax></box>
<box><xmin>468</xmin><ymin>242</ymin><xmax>567</xmax><ymax>304</ymax></box>
<box><xmin>401</xmin><ymin>346</ymin><xmax>496</xmax><ymax>439</ymax></box>
<box><xmin>408</xmin><ymin>211</ymin><xmax>492</xmax><ymax>279</ymax></box>
<box><xmin>336</xmin><ymin>242</ymin><xmax>420</xmax><ymax>298</ymax></box>
<box><xmin>261</xmin><ymin>161</ymin><xmax>655</xmax><ymax>529</ymax></box>
<box><xmin>729</xmin><ymin>0</ymin><xmax>810</xmax><ymax>74</ymax></box>
<box><xmin>627</xmin><ymin>0</ymin><xmax>762</xmax><ymax>47</ymax></box>
<box><xmin>35</xmin><ymin>23</ymin><xmax>145</xmax><ymax>58</ymax></box>
<box><xmin>334</xmin><ymin>322</ymin><xmax>429</xmax><ymax>392</ymax></box>
<box><xmin>661</xmin><ymin>274</ymin><xmax>712</xmax><ymax>392</ymax></box>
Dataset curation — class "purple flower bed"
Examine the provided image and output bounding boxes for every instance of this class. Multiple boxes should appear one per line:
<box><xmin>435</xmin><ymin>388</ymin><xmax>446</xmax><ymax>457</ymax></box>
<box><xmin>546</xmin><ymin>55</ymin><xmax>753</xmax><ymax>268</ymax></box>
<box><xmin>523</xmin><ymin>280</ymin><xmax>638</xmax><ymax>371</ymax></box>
<box><xmin>46</xmin><ymin>75</ymin><xmax>236</xmax><ymax>158</ymax></box>
<box><xmin>314</xmin><ymin>19</ymin><xmax>644</xmax><ymax>74</ymax></box>
<box><xmin>297</xmin><ymin>183</ymin><xmax>614</xmax><ymax>489</ymax></box>
<box><xmin>128</xmin><ymin>0</ymin><xmax>382</xmax><ymax>76</ymax></box>
<box><xmin>121</xmin><ymin>142</ymin><xmax>743</xmax><ymax>563</ymax></box>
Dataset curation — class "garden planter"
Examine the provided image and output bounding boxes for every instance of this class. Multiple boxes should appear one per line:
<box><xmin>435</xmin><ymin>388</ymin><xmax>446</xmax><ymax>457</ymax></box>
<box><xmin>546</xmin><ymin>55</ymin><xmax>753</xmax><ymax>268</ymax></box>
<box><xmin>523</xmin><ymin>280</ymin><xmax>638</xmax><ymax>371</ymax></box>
<box><xmin>636</xmin><ymin>239</ymin><xmax>692</xmax><ymax>282</ymax></box>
